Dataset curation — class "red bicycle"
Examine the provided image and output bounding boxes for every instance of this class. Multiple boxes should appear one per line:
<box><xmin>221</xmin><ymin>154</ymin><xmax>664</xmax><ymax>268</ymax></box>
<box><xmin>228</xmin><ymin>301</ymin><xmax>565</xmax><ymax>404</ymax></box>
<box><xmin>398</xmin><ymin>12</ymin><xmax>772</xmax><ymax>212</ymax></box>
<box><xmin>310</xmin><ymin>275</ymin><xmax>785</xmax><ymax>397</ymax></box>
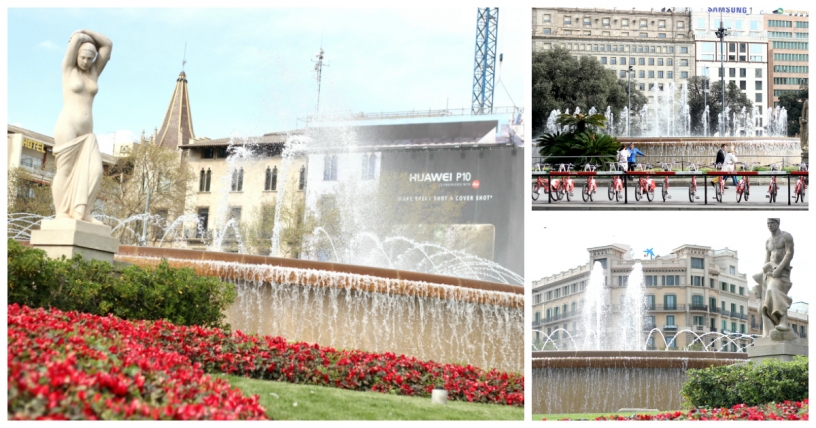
<box><xmin>634</xmin><ymin>163</ymin><xmax>655</xmax><ymax>202</ymax></box>
<box><xmin>581</xmin><ymin>164</ymin><xmax>599</xmax><ymax>202</ymax></box>
<box><xmin>659</xmin><ymin>162</ymin><xmax>674</xmax><ymax>202</ymax></box>
<box><xmin>607</xmin><ymin>162</ymin><xmax>623</xmax><ymax>202</ymax></box>
<box><xmin>735</xmin><ymin>162</ymin><xmax>758</xmax><ymax>203</ymax></box>
<box><xmin>687</xmin><ymin>163</ymin><xmax>701</xmax><ymax>202</ymax></box>
<box><xmin>532</xmin><ymin>163</ymin><xmax>550</xmax><ymax>201</ymax></box>
<box><xmin>766</xmin><ymin>163</ymin><xmax>779</xmax><ymax>203</ymax></box>
<box><xmin>553</xmin><ymin>163</ymin><xmax>575</xmax><ymax>201</ymax></box>
<box><xmin>794</xmin><ymin>162</ymin><xmax>808</xmax><ymax>203</ymax></box>
<box><xmin>709</xmin><ymin>162</ymin><xmax>725</xmax><ymax>203</ymax></box>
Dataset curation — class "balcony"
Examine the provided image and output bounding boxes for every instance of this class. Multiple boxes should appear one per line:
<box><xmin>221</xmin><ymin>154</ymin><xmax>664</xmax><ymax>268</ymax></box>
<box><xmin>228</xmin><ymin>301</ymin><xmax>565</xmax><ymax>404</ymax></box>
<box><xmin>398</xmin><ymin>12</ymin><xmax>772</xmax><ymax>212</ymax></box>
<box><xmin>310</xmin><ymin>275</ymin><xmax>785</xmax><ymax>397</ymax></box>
<box><xmin>801</xmin><ymin>332</ymin><xmax>808</xmax><ymax>339</ymax></box>
<box><xmin>649</xmin><ymin>304</ymin><xmax>685</xmax><ymax>311</ymax></box>
<box><xmin>663</xmin><ymin>325</ymin><xmax>678</xmax><ymax>331</ymax></box>
<box><xmin>721</xmin><ymin>309</ymin><xmax>732</xmax><ymax>317</ymax></box>
<box><xmin>643</xmin><ymin>323</ymin><xmax>657</xmax><ymax>330</ymax></box>
<box><xmin>689</xmin><ymin>304</ymin><xmax>708</xmax><ymax>312</ymax></box>
<box><xmin>710</xmin><ymin>327</ymin><xmax>718</xmax><ymax>332</ymax></box>
<box><xmin>710</xmin><ymin>307</ymin><xmax>721</xmax><ymax>314</ymax></box>
<box><xmin>692</xmin><ymin>325</ymin><xmax>706</xmax><ymax>333</ymax></box>
<box><xmin>751</xmin><ymin>322</ymin><xmax>760</xmax><ymax>330</ymax></box>
<box><xmin>735</xmin><ymin>313</ymin><xmax>748</xmax><ymax>321</ymax></box>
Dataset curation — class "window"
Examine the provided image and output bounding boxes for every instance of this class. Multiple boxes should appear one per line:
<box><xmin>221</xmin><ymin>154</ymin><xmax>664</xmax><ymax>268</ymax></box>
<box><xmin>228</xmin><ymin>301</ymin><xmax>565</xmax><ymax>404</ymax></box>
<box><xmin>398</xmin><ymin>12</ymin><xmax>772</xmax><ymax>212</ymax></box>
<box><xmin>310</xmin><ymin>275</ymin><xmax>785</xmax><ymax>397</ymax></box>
<box><xmin>710</xmin><ymin>278</ymin><xmax>715</xmax><ymax>288</ymax></box>
<box><xmin>639</xmin><ymin>58</ymin><xmax>645</xmax><ymax>65</ymax></box>
<box><xmin>729</xmin><ymin>68</ymin><xmax>736</xmax><ymax>77</ymax></box>
<box><xmin>640</xmin><ymin>19</ymin><xmax>647</xmax><ymax>28</ymax></box>
<box><xmin>678</xmin><ymin>21</ymin><xmax>684</xmax><ymax>29</ymax></box>
<box><xmin>680</xmin><ymin>59</ymin><xmax>688</xmax><ymax>66</ymax></box>
<box><xmin>595</xmin><ymin>258</ymin><xmax>607</xmax><ymax>268</ymax></box>
<box><xmin>202</xmin><ymin>147</ymin><xmax>214</xmax><ymax>159</ymax></box>
<box><xmin>323</xmin><ymin>155</ymin><xmax>338</xmax><ymax>180</ymax></box>
<box><xmin>681</xmin><ymin>72</ymin><xmax>688</xmax><ymax>78</ymax></box>
<box><xmin>629</xmin><ymin>57</ymin><xmax>636</xmax><ymax>65</ymax></box>
<box><xmin>639</xmin><ymin>83</ymin><xmax>645</xmax><ymax>91</ymax></box>
<box><xmin>542</xmin><ymin>28</ymin><xmax>551</xmax><ymax>34</ymax></box>
<box><xmin>534</xmin><ymin>311</ymin><xmax>540</xmax><ymax>323</ymax></box>
<box><xmin>622</xmin><ymin>19</ymin><xmax>629</xmax><ymax>27</ymax></box>
<box><xmin>639</xmin><ymin>70</ymin><xmax>645</xmax><ymax>78</ymax></box>
<box><xmin>610</xmin><ymin>57</ymin><xmax>617</xmax><ymax>65</ymax></box>
<box><xmin>571</xmin><ymin>284</ymin><xmax>577</xmax><ymax>294</ymax></box>
<box><xmin>640</xmin><ymin>33</ymin><xmax>648</xmax><ymax>38</ymax></box>
<box><xmin>645</xmin><ymin>295</ymin><xmax>655</xmax><ymax>310</ymax></box>
<box><xmin>231</xmin><ymin>168</ymin><xmax>244</xmax><ymax>192</ymax></box>
<box><xmin>199</xmin><ymin>169</ymin><xmax>206</xmax><ymax>192</ymax></box>
<box><xmin>667</xmin><ymin>71</ymin><xmax>673</xmax><ymax>78</ymax></box>
<box><xmin>755</xmin><ymin>93</ymin><xmax>762</xmax><ymax>103</ymax></box>
<box><xmin>265</xmin><ymin>166</ymin><xmax>278</xmax><ymax>191</ymax></box>
<box><xmin>583</xmin><ymin>17</ymin><xmax>591</xmax><ymax>26</ymax></box>
<box><xmin>601</xmin><ymin>57</ymin><xmax>607</xmax><ymax>64</ymax></box>
<box><xmin>666</xmin><ymin>315</ymin><xmax>676</xmax><ymax>326</ymax></box>
<box><xmin>667</xmin><ymin>58</ymin><xmax>673</xmax><ymax>66</ymax></box>
<box><xmin>751</xmin><ymin>20</ymin><xmax>758</xmax><ymax>31</ymax></box>
<box><xmin>298</xmin><ymin>166</ymin><xmax>306</xmax><ymax>190</ymax></box>
<box><xmin>694</xmin><ymin>315</ymin><xmax>705</xmax><ymax>326</ymax></box>
<box><xmin>555</xmin><ymin>289</ymin><xmax>560</xmax><ymax>299</ymax></box>
<box><xmin>541</xmin><ymin>14</ymin><xmax>550</xmax><ymax>23</ymax></box>
<box><xmin>739</xmin><ymin>286</ymin><xmax>745</xmax><ymax>296</ymax></box>
<box><xmin>648</xmin><ymin>58</ymin><xmax>654</xmax><ymax>65</ymax></box>
<box><xmin>658</xmin><ymin>71</ymin><xmax>663</xmax><ymax>78</ymax></box>
<box><xmin>697</xmin><ymin>18</ymin><xmax>705</xmax><ymax>29</ymax></box>
<box><xmin>564</xmin><ymin>16</ymin><xmax>571</xmax><ymax>25</ymax></box>
<box><xmin>740</xmin><ymin>68</ymin><xmax>747</xmax><ymax>78</ymax></box>
<box><xmin>730</xmin><ymin>284</ymin><xmax>735</xmax><ymax>293</ymax></box>
<box><xmin>691</xmin><ymin>257</ymin><xmax>704</xmax><ymax>269</ymax></box>
<box><xmin>693</xmin><ymin>276</ymin><xmax>702</xmax><ymax>286</ymax></box>
<box><xmin>620</xmin><ymin>57</ymin><xmax>626</xmax><ymax>64</ymax></box>
<box><xmin>648</xmin><ymin>70</ymin><xmax>654</xmax><ymax>78</ymax></box>
<box><xmin>196</xmin><ymin>208</ymin><xmax>209</xmax><ymax>237</ymax></box>
<box><xmin>658</xmin><ymin>33</ymin><xmax>666</xmax><ymax>38</ymax></box>
<box><xmin>620</xmin><ymin>70</ymin><xmax>626</xmax><ymax>78</ymax></box>
<box><xmin>740</xmin><ymin>81</ymin><xmax>746</xmax><ymax>90</ymax></box>
<box><xmin>740</xmin><ymin>324</ymin><xmax>746</xmax><ymax>334</ymax></box>
<box><xmin>603</xmin><ymin>18</ymin><xmax>610</xmax><ymax>26</ymax></box>
<box><xmin>680</xmin><ymin>47</ymin><xmax>688</xmax><ymax>53</ymax></box>
<box><xmin>664</xmin><ymin>294</ymin><xmax>677</xmax><ymax>310</ymax></box>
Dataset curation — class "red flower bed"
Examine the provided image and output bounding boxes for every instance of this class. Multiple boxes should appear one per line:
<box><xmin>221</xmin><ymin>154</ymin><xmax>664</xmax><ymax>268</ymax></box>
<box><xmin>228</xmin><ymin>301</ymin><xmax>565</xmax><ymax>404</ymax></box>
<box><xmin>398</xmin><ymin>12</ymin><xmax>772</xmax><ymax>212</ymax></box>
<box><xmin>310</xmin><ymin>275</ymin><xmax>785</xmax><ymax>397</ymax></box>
<box><xmin>8</xmin><ymin>304</ymin><xmax>523</xmax><ymax>420</ymax></box>
<box><xmin>589</xmin><ymin>400</ymin><xmax>808</xmax><ymax>421</ymax></box>
<box><xmin>8</xmin><ymin>304</ymin><xmax>267</xmax><ymax>420</ymax></box>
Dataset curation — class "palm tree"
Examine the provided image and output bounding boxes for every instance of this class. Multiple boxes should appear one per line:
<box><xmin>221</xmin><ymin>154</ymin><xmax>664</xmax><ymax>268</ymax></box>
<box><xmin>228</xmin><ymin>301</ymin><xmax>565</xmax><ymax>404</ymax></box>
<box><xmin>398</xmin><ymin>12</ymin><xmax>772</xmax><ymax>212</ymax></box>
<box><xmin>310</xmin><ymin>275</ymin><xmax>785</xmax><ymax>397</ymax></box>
<box><xmin>538</xmin><ymin>113</ymin><xmax>618</xmax><ymax>168</ymax></box>
<box><xmin>556</xmin><ymin>113</ymin><xmax>608</xmax><ymax>134</ymax></box>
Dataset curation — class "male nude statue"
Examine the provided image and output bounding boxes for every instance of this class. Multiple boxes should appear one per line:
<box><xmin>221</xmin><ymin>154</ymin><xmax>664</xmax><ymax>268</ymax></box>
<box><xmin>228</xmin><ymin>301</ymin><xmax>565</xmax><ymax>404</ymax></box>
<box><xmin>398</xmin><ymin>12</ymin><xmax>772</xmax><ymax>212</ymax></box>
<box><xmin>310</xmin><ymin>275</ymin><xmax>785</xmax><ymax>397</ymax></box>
<box><xmin>751</xmin><ymin>218</ymin><xmax>796</xmax><ymax>338</ymax></box>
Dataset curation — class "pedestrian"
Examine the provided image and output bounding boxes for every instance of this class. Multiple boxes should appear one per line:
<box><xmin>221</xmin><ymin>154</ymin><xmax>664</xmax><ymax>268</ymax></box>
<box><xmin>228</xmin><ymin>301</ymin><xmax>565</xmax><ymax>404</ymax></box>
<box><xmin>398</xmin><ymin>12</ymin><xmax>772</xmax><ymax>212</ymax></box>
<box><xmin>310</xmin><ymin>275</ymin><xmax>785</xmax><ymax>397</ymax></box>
<box><xmin>712</xmin><ymin>144</ymin><xmax>728</xmax><ymax>189</ymax></box>
<box><xmin>627</xmin><ymin>143</ymin><xmax>645</xmax><ymax>172</ymax></box>
<box><xmin>617</xmin><ymin>144</ymin><xmax>630</xmax><ymax>184</ymax></box>
<box><xmin>723</xmin><ymin>147</ymin><xmax>739</xmax><ymax>186</ymax></box>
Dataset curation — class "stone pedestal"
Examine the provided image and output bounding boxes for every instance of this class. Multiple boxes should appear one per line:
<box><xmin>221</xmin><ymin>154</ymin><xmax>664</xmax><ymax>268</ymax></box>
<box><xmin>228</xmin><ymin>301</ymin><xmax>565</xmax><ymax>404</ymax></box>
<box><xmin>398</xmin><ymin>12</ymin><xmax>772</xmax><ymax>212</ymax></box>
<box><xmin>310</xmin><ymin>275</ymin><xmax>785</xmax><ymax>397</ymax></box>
<box><xmin>30</xmin><ymin>219</ymin><xmax>119</xmax><ymax>264</ymax></box>
<box><xmin>748</xmin><ymin>336</ymin><xmax>808</xmax><ymax>364</ymax></box>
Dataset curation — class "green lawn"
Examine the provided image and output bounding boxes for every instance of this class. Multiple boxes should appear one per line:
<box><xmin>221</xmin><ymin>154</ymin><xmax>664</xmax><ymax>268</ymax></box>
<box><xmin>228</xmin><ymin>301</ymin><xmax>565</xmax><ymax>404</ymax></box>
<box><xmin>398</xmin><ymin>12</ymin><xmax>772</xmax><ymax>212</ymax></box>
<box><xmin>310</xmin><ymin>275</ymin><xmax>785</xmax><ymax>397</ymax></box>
<box><xmin>219</xmin><ymin>375</ymin><xmax>523</xmax><ymax>420</ymax></box>
<box><xmin>534</xmin><ymin>411</ymin><xmax>667</xmax><ymax>420</ymax></box>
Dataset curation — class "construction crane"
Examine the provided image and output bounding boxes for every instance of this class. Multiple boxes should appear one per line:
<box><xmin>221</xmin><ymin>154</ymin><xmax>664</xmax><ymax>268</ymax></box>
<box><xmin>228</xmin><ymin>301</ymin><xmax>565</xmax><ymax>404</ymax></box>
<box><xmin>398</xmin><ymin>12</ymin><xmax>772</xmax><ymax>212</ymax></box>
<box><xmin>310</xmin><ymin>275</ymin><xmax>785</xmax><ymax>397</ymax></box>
<box><xmin>471</xmin><ymin>8</ymin><xmax>498</xmax><ymax>115</ymax></box>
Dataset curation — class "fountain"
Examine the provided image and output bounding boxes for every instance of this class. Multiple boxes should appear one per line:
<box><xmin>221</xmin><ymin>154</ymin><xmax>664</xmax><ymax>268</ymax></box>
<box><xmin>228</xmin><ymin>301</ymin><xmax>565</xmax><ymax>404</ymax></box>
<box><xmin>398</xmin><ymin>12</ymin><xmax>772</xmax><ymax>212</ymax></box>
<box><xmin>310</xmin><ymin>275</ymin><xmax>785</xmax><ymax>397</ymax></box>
<box><xmin>532</xmin><ymin>260</ymin><xmax>751</xmax><ymax>414</ymax></box>
<box><xmin>540</xmin><ymin>80</ymin><xmax>800</xmax><ymax>166</ymax></box>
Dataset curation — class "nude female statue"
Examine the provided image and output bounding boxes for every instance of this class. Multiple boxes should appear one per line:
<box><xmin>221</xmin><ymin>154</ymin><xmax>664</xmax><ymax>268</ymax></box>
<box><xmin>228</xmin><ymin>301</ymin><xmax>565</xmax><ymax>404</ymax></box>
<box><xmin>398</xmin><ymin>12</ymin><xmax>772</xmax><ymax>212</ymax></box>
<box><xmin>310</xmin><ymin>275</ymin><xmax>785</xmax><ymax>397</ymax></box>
<box><xmin>52</xmin><ymin>29</ymin><xmax>112</xmax><ymax>223</ymax></box>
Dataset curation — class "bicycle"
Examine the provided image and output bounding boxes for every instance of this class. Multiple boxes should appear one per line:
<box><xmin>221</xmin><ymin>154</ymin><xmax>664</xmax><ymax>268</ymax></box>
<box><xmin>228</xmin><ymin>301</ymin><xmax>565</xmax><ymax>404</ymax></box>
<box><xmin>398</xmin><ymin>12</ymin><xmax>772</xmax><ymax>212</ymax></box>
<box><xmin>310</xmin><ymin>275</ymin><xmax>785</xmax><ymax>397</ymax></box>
<box><xmin>658</xmin><ymin>162</ymin><xmax>674</xmax><ymax>202</ymax></box>
<box><xmin>556</xmin><ymin>163</ymin><xmax>576</xmax><ymax>202</ymax></box>
<box><xmin>532</xmin><ymin>163</ymin><xmax>550</xmax><ymax>201</ymax></box>
<box><xmin>633</xmin><ymin>163</ymin><xmax>655</xmax><ymax>202</ymax></box>
<box><xmin>766</xmin><ymin>163</ymin><xmax>779</xmax><ymax>203</ymax></box>
<box><xmin>735</xmin><ymin>162</ymin><xmax>758</xmax><ymax>203</ymax></box>
<box><xmin>794</xmin><ymin>162</ymin><xmax>808</xmax><ymax>203</ymax></box>
<box><xmin>606</xmin><ymin>162</ymin><xmax>624</xmax><ymax>202</ymax></box>
<box><xmin>709</xmin><ymin>162</ymin><xmax>725</xmax><ymax>203</ymax></box>
<box><xmin>581</xmin><ymin>164</ymin><xmax>599</xmax><ymax>202</ymax></box>
<box><xmin>687</xmin><ymin>163</ymin><xmax>701</xmax><ymax>203</ymax></box>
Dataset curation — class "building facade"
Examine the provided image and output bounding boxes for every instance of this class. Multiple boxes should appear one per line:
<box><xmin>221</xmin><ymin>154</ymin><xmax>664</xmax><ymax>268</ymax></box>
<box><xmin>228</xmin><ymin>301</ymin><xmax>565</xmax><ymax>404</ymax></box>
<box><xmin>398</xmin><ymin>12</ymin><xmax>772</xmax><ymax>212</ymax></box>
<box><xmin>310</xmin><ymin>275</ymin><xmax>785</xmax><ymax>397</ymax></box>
<box><xmin>531</xmin><ymin>243</ymin><xmax>809</xmax><ymax>352</ymax></box>
<box><xmin>691</xmin><ymin>9</ymin><xmax>769</xmax><ymax>118</ymax></box>
<box><xmin>532</xmin><ymin>7</ymin><xmax>694</xmax><ymax>99</ymax></box>
<box><xmin>765</xmin><ymin>9</ymin><xmax>809</xmax><ymax>107</ymax></box>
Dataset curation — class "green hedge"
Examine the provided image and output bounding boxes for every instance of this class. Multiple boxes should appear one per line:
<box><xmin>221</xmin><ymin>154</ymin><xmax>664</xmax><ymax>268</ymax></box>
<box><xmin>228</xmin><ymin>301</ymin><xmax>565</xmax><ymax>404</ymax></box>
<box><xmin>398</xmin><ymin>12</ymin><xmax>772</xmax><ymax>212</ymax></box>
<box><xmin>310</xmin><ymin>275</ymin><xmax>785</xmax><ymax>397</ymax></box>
<box><xmin>7</xmin><ymin>239</ymin><xmax>236</xmax><ymax>329</ymax></box>
<box><xmin>681</xmin><ymin>356</ymin><xmax>808</xmax><ymax>408</ymax></box>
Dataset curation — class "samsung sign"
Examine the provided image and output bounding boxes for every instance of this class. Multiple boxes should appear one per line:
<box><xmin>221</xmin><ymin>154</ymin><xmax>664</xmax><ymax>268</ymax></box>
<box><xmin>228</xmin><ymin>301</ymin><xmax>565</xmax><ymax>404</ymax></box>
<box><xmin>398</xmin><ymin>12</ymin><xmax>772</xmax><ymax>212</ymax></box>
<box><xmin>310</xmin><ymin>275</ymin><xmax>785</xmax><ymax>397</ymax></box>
<box><xmin>707</xmin><ymin>7</ymin><xmax>750</xmax><ymax>14</ymax></box>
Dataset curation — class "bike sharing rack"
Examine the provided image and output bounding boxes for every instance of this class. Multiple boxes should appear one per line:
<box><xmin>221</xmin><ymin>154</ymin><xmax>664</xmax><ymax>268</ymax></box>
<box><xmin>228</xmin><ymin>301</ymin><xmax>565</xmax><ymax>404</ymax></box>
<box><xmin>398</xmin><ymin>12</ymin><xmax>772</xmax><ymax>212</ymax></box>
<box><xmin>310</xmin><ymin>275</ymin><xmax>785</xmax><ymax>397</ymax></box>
<box><xmin>533</xmin><ymin>170</ymin><xmax>808</xmax><ymax>206</ymax></box>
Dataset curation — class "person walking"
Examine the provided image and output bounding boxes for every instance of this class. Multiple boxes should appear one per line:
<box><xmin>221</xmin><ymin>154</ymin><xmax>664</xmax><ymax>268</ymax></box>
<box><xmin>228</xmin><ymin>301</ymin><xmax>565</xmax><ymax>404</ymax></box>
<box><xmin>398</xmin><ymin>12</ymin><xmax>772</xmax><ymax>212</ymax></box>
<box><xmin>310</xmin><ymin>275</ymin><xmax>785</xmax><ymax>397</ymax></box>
<box><xmin>627</xmin><ymin>143</ymin><xmax>645</xmax><ymax>172</ymax></box>
<box><xmin>617</xmin><ymin>144</ymin><xmax>630</xmax><ymax>184</ymax></box>
<box><xmin>712</xmin><ymin>144</ymin><xmax>728</xmax><ymax>189</ymax></box>
<box><xmin>723</xmin><ymin>147</ymin><xmax>739</xmax><ymax>186</ymax></box>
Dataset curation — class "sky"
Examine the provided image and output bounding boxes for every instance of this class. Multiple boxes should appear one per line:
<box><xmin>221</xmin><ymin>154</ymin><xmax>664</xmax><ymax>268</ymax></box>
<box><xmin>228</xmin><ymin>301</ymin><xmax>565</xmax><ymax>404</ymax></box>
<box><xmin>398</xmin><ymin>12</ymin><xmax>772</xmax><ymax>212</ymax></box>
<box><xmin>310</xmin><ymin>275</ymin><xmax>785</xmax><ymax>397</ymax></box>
<box><xmin>526</xmin><ymin>212</ymin><xmax>812</xmax><ymax>304</ymax></box>
<box><xmin>7</xmin><ymin>6</ymin><xmax>525</xmax><ymax>155</ymax></box>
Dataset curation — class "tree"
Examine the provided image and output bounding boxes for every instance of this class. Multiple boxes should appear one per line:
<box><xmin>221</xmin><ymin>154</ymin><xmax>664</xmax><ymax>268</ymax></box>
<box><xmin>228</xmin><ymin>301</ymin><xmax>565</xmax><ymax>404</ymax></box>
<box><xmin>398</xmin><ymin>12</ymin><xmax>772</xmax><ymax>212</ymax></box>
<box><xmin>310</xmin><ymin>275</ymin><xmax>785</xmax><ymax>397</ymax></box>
<box><xmin>537</xmin><ymin>113</ymin><xmax>620</xmax><ymax>167</ymax></box>
<box><xmin>532</xmin><ymin>47</ymin><xmax>647</xmax><ymax>133</ymax></box>
<box><xmin>686</xmin><ymin>76</ymin><xmax>754</xmax><ymax>135</ymax></box>
<box><xmin>7</xmin><ymin>166</ymin><xmax>55</xmax><ymax>217</ymax></box>
<box><xmin>99</xmin><ymin>138</ymin><xmax>196</xmax><ymax>245</ymax></box>
<box><xmin>777</xmin><ymin>83</ymin><xmax>808</xmax><ymax>137</ymax></box>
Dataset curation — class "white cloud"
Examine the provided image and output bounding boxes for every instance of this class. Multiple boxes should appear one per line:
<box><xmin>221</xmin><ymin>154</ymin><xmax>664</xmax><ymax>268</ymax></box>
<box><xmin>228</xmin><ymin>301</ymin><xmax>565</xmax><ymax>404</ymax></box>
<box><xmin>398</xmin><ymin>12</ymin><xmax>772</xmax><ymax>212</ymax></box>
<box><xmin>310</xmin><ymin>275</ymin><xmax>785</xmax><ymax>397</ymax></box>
<box><xmin>96</xmin><ymin>130</ymin><xmax>137</xmax><ymax>155</ymax></box>
<box><xmin>36</xmin><ymin>40</ymin><xmax>60</xmax><ymax>51</ymax></box>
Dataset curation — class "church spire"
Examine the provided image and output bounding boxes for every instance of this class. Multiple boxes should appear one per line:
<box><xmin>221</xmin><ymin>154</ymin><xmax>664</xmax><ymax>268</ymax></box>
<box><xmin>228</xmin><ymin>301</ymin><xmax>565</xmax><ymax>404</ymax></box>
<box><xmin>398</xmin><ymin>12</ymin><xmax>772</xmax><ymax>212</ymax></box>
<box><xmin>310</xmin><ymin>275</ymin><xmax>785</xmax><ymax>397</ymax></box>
<box><xmin>156</xmin><ymin>70</ymin><xmax>195</xmax><ymax>150</ymax></box>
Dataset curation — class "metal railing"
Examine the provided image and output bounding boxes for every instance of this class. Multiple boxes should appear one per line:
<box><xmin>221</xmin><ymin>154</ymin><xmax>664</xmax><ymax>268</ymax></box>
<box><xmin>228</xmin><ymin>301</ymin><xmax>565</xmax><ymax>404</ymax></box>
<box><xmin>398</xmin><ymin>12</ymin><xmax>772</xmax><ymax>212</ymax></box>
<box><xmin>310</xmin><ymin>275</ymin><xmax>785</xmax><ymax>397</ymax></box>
<box><xmin>533</xmin><ymin>155</ymin><xmax>804</xmax><ymax>172</ymax></box>
<box><xmin>689</xmin><ymin>304</ymin><xmax>708</xmax><ymax>311</ymax></box>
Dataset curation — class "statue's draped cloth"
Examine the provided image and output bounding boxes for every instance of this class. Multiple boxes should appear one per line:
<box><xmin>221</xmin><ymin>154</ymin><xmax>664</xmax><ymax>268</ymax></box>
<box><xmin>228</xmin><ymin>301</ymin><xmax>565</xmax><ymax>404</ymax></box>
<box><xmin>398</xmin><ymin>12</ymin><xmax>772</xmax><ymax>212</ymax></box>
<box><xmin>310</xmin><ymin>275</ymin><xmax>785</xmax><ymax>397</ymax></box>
<box><xmin>53</xmin><ymin>133</ymin><xmax>102</xmax><ymax>217</ymax></box>
<box><xmin>753</xmin><ymin>268</ymin><xmax>793</xmax><ymax>325</ymax></box>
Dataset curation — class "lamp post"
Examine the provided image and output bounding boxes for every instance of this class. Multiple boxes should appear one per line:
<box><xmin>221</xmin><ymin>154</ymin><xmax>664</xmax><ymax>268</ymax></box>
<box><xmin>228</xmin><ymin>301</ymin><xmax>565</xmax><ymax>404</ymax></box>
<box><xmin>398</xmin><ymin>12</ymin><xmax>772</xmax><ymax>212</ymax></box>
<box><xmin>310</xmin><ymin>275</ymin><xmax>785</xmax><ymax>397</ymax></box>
<box><xmin>715</xmin><ymin>15</ymin><xmax>728</xmax><ymax>136</ymax></box>
<box><xmin>704</xmin><ymin>66</ymin><xmax>709</xmax><ymax>136</ymax></box>
<box><xmin>628</xmin><ymin>65</ymin><xmax>634</xmax><ymax>136</ymax></box>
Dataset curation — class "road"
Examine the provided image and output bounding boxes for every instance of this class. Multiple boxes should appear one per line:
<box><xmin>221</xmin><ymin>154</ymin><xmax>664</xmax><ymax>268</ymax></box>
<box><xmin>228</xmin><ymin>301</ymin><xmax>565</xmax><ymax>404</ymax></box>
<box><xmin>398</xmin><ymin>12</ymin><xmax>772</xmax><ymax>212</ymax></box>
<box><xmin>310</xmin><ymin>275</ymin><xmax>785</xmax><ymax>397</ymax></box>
<box><xmin>532</xmin><ymin>180</ymin><xmax>808</xmax><ymax>210</ymax></box>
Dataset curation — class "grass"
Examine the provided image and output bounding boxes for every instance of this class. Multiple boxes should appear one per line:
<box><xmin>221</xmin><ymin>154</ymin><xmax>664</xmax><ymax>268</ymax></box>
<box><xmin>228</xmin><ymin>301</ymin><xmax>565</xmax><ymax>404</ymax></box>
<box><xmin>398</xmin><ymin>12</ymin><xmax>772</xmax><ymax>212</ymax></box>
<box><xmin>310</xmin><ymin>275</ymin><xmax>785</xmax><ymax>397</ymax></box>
<box><xmin>219</xmin><ymin>375</ymin><xmax>523</xmax><ymax>420</ymax></box>
<box><xmin>534</xmin><ymin>411</ymin><xmax>668</xmax><ymax>420</ymax></box>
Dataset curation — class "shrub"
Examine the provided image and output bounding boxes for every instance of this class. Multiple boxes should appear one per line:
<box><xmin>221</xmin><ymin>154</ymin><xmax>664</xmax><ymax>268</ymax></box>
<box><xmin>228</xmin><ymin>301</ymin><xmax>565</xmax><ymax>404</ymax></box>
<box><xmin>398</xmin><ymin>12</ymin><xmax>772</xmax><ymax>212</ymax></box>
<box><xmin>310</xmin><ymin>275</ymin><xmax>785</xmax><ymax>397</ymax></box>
<box><xmin>681</xmin><ymin>356</ymin><xmax>808</xmax><ymax>408</ymax></box>
<box><xmin>7</xmin><ymin>239</ymin><xmax>235</xmax><ymax>328</ymax></box>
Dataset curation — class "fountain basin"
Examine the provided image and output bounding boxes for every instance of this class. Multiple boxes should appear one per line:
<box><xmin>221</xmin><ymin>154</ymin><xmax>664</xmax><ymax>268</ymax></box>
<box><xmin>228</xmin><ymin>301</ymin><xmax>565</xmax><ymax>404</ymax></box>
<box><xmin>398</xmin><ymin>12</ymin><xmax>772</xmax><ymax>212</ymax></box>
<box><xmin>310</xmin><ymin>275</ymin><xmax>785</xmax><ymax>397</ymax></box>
<box><xmin>532</xmin><ymin>350</ymin><xmax>747</xmax><ymax>414</ymax></box>
<box><xmin>617</xmin><ymin>137</ymin><xmax>801</xmax><ymax>166</ymax></box>
<box><xmin>115</xmin><ymin>246</ymin><xmax>523</xmax><ymax>373</ymax></box>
